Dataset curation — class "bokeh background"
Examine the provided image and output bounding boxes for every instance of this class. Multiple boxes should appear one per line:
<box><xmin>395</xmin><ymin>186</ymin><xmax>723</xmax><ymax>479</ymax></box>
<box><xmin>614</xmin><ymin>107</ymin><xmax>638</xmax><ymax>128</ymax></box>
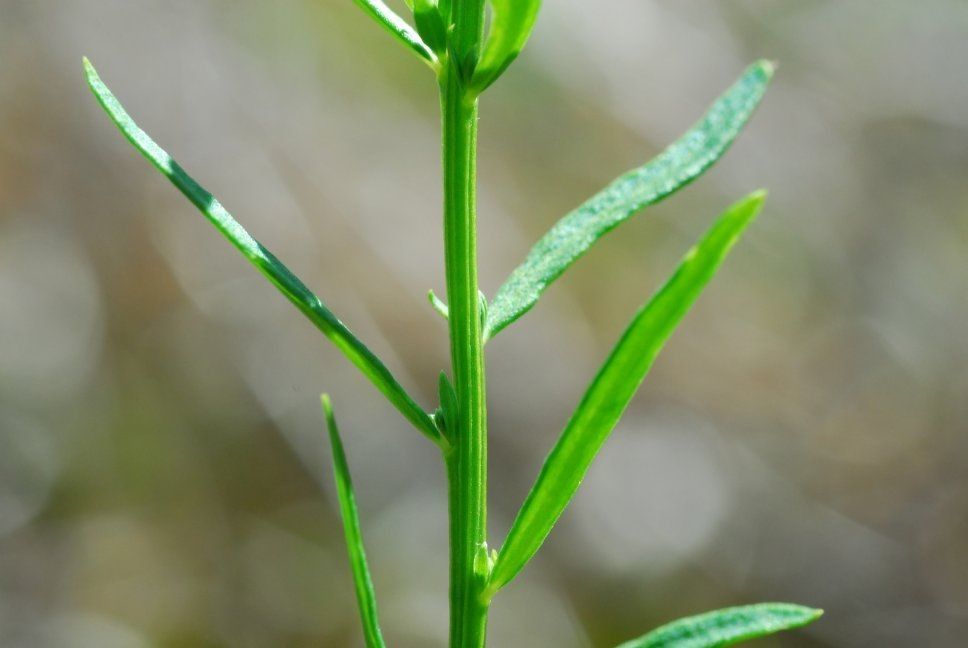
<box><xmin>2</xmin><ymin>1</ymin><xmax>967</xmax><ymax>646</ymax></box>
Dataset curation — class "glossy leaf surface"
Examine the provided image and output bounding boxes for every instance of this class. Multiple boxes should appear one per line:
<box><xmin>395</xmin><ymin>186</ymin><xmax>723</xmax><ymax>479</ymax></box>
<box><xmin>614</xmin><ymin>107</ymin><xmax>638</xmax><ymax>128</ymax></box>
<box><xmin>615</xmin><ymin>603</ymin><xmax>822</xmax><ymax>648</ymax></box>
<box><xmin>84</xmin><ymin>58</ymin><xmax>440</xmax><ymax>444</ymax></box>
<box><xmin>488</xmin><ymin>192</ymin><xmax>767</xmax><ymax>593</ymax></box>
<box><xmin>471</xmin><ymin>0</ymin><xmax>542</xmax><ymax>92</ymax></box>
<box><xmin>351</xmin><ymin>0</ymin><xmax>437</xmax><ymax>66</ymax></box>
<box><xmin>322</xmin><ymin>396</ymin><xmax>388</xmax><ymax>648</ymax></box>
<box><xmin>484</xmin><ymin>61</ymin><xmax>774</xmax><ymax>341</ymax></box>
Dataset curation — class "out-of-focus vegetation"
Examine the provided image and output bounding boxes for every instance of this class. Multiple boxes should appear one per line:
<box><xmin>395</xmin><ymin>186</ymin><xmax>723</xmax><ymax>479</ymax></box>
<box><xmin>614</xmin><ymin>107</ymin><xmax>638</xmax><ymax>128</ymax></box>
<box><xmin>1</xmin><ymin>1</ymin><xmax>966</xmax><ymax>646</ymax></box>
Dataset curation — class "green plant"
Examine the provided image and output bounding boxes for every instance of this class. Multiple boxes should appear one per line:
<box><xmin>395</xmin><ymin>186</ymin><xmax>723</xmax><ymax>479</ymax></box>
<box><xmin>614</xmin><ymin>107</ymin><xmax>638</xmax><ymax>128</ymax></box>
<box><xmin>84</xmin><ymin>2</ymin><xmax>822</xmax><ymax>646</ymax></box>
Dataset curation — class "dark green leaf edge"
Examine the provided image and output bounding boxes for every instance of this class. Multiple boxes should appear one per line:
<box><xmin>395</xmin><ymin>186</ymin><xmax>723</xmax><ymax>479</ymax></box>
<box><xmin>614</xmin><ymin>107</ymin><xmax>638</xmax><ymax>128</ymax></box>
<box><xmin>484</xmin><ymin>61</ymin><xmax>775</xmax><ymax>341</ymax></box>
<box><xmin>615</xmin><ymin>602</ymin><xmax>823</xmax><ymax>648</ymax></box>
<box><xmin>322</xmin><ymin>395</ymin><xmax>388</xmax><ymax>648</ymax></box>
<box><xmin>486</xmin><ymin>192</ymin><xmax>767</xmax><ymax>594</ymax></box>
<box><xmin>84</xmin><ymin>58</ymin><xmax>440</xmax><ymax>445</ymax></box>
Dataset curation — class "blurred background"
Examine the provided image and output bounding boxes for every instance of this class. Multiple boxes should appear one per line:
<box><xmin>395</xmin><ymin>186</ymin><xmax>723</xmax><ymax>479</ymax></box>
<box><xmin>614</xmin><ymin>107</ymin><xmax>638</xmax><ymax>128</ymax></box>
<box><xmin>1</xmin><ymin>0</ymin><xmax>966</xmax><ymax>646</ymax></box>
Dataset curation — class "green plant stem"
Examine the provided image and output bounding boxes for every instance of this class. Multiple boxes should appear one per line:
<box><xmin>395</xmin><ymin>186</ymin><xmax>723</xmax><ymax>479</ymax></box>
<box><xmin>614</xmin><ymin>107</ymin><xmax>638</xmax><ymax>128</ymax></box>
<box><xmin>441</xmin><ymin>1</ymin><xmax>488</xmax><ymax>645</ymax></box>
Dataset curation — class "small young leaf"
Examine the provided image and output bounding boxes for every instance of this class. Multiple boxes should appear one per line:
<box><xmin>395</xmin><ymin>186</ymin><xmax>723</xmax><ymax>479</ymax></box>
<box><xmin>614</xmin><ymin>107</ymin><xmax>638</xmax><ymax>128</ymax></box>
<box><xmin>84</xmin><ymin>59</ymin><xmax>440</xmax><ymax>445</ymax></box>
<box><xmin>487</xmin><ymin>192</ymin><xmax>767</xmax><ymax>593</ymax></box>
<box><xmin>322</xmin><ymin>395</ymin><xmax>388</xmax><ymax>648</ymax></box>
<box><xmin>437</xmin><ymin>371</ymin><xmax>459</xmax><ymax>441</ymax></box>
<box><xmin>428</xmin><ymin>289</ymin><xmax>450</xmax><ymax>319</ymax></box>
<box><xmin>351</xmin><ymin>0</ymin><xmax>438</xmax><ymax>67</ymax></box>
<box><xmin>427</xmin><ymin>289</ymin><xmax>488</xmax><ymax>327</ymax></box>
<box><xmin>470</xmin><ymin>0</ymin><xmax>542</xmax><ymax>93</ymax></box>
<box><xmin>615</xmin><ymin>603</ymin><xmax>823</xmax><ymax>648</ymax></box>
<box><xmin>484</xmin><ymin>61</ymin><xmax>774</xmax><ymax>341</ymax></box>
<box><xmin>412</xmin><ymin>0</ymin><xmax>448</xmax><ymax>56</ymax></box>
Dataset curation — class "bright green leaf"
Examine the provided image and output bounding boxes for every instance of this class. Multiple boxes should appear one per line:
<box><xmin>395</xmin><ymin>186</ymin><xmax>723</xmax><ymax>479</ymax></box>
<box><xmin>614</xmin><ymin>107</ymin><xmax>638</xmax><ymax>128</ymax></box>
<box><xmin>351</xmin><ymin>0</ymin><xmax>437</xmax><ymax>67</ymax></box>
<box><xmin>487</xmin><ymin>192</ymin><xmax>767</xmax><ymax>593</ymax></box>
<box><xmin>470</xmin><ymin>0</ymin><xmax>542</xmax><ymax>93</ymax></box>
<box><xmin>84</xmin><ymin>58</ymin><xmax>440</xmax><ymax>445</ymax></box>
<box><xmin>322</xmin><ymin>395</ymin><xmax>388</xmax><ymax>648</ymax></box>
<box><xmin>413</xmin><ymin>0</ymin><xmax>448</xmax><ymax>56</ymax></box>
<box><xmin>615</xmin><ymin>603</ymin><xmax>823</xmax><ymax>648</ymax></box>
<box><xmin>484</xmin><ymin>61</ymin><xmax>774</xmax><ymax>341</ymax></box>
<box><xmin>437</xmin><ymin>0</ymin><xmax>451</xmax><ymax>23</ymax></box>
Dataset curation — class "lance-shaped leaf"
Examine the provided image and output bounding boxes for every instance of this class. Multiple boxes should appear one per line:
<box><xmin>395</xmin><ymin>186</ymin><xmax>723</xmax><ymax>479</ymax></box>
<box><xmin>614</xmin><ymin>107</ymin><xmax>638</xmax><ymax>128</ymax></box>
<box><xmin>351</xmin><ymin>0</ymin><xmax>437</xmax><ymax>67</ymax></box>
<box><xmin>84</xmin><ymin>59</ymin><xmax>440</xmax><ymax>444</ymax></box>
<box><xmin>322</xmin><ymin>395</ymin><xmax>388</xmax><ymax>648</ymax></box>
<box><xmin>487</xmin><ymin>192</ymin><xmax>767</xmax><ymax>593</ymax></box>
<box><xmin>470</xmin><ymin>0</ymin><xmax>542</xmax><ymax>93</ymax></box>
<box><xmin>615</xmin><ymin>603</ymin><xmax>823</xmax><ymax>648</ymax></box>
<box><xmin>484</xmin><ymin>61</ymin><xmax>774</xmax><ymax>341</ymax></box>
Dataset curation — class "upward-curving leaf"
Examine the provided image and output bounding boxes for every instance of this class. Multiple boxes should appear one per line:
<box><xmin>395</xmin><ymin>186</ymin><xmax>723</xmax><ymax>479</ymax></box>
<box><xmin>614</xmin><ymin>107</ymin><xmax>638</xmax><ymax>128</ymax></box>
<box><xmin>322</xmin><ymin>395</ymin><xmax>388</xmax><ymax>648</ymax></box>
<box><xmin>615</xmin><ymin>603</ymin><xmax>823</xmax><ymax>648</ymax></box>
<box><xmin>470</xmin><ymin>0</ymin><xmax>543</xmax><ymax>93</ymax></box>
<box><xmin>412</xmin><ymin>0</ymin><xmax>448</xmax><ymax>57</ymax></box>
<box><xmin>351</xmin><ymin>0</ymin><xmax>438</xmax><ymax>67</ymax></box>
<box><xmin>486</xmin><ymin>192</ymin><xmax>767</xmax><ymax>594</ymax></box>
<box><xmin>84</xmin><ymin>58</ymin><xmax>440</xmax><ymax>445</ymax></box>
<box><xmin>484</xmin><ymin>61</ymin><xmax>774</xmax><ymax>341</ymax></box>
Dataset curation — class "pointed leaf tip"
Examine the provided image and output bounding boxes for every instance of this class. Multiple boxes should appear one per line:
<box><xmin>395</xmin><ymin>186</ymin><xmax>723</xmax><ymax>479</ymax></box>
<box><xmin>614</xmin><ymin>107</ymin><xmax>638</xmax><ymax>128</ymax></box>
<box><xmin>615</xmin><ymin>603</ymin><xmax>822</xmax><ymax>648</ymax></box>
<box><xmin>484</xmin><ymin>62</ymin><xmax>774</xmax><ymax>341</ymax></box>
<box><xmin>488</xmin><ymin>192</ymin><xmax>766</xmax><ymax>593</ymax></box>
<box><xmin>322</xmin><ymin>398</ymin><xmax>388</xmax><ymax>648</ymax></box>
<box><xmin>85</xmin><ymin>62</ymin><xmax>440</xmax><ymax>445</ymax></box>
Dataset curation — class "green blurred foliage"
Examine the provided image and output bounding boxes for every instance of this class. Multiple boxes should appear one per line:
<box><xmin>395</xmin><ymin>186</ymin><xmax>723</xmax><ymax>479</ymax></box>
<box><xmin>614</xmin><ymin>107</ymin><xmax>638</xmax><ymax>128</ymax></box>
<box><xmin>0</xmin><ymin>1</ymin><xmax>966</xmax><ymax>646</ymax></box>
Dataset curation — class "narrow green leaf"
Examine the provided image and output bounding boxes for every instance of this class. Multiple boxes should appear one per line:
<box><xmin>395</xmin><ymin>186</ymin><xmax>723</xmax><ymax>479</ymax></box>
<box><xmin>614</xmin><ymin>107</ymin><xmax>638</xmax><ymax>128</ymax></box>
<box><xmin>412</xmin><ymin>0</ymin><xmax>448</xmax><ymax>56</ymax></box>
<box><xmin>484</xmin><ymin>61</ymin><xmax>775</xmax><ymax>341</ymax></box>
<box><xmin>84</xmin><ymin>58</ymin><xmax>440</xmax><ymax>445</ymax></box>
<box><xmin>351</xmin><ymin>0</ymin><xmax>438</xmax><ymax>67</ymax></box>
<box><xmin>487</xmin><ymin>192</ymin><xmax>767</xmax><ymax>593</ymax></box>
<box><xmin>470</xmin><ymin>0</ymin><xmax>542</xmax><ymax>93</ymax></box>
<box><xmin>322</xmin><ymin>395</ymin><xmax>388</xmax><ymax>648</ymax></box>
<box><xmin>615</xmin><ymin>603</ymin><xmax>823</xmax><ymax>648</ymax></box>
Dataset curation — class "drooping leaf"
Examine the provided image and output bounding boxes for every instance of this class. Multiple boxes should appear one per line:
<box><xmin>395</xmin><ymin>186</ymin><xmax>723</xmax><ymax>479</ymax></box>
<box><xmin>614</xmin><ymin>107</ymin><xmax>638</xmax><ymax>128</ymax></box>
<box><xmin>615</xmin><ymin>603</ymin><xmax>823</xmax><ymax>648</ymax></box>
<box><xmin>322</xmin><ymin>395</ymin><xmax>388</xmax><ymax>648</ymax></box>
<box><xmin>470</xmin><ymin>0</ymin><xmax>542</xmax><ymax>93</ymax></box>
<box><xmin>351</xmin><ymin>0</ymin><xmax>437</xmax><ymax>67</ymax></box>
<box><xmin>84</xmin><ymin>58</ymin><xmax>440</xmax><ymax>444</ymax></box>
<box><xmin>484</xmin><ymin>61</ymin><xmax>775</xmax><ymax>341</ymax></box>
<box><xmin>487</xmin><ymin>192</ymin><xmax>767</xmax><ymax>593</ymax></box>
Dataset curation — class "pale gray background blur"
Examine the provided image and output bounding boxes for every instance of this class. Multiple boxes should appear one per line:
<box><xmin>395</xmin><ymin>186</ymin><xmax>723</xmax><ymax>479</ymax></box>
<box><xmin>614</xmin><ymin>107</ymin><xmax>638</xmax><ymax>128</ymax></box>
<box><xmin>1</xmin><ymin>1</ymin><xmax>967</xmax><ymax>646</ymax></box>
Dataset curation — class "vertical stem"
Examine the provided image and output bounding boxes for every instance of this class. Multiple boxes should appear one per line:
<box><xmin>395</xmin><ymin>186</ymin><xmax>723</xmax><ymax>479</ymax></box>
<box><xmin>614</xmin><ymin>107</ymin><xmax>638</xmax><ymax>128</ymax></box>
<box><xmin>441</xmin><ymin>1</ymin><xmax>488</xmax><ymax>646</ymax></box>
